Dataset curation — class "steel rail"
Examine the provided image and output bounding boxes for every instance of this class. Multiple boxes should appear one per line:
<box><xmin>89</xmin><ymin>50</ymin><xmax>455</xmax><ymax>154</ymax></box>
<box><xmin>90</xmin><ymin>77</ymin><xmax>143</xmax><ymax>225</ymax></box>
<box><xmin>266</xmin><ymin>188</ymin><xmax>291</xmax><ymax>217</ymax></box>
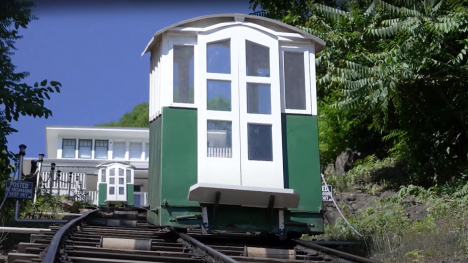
<box><xmin>294</xmin><ymin>239</ymin><xmax>381</xmax><ymax>263</ymax></box>
<box><xmin>172</xmin><ymin>228</ymin><xmax>239</xmax><ymax>263</ymax></box>
<box><xmin>42</xmin><ymin>208</ymin><xmax>99</xmax><ymax>263</ymax></box>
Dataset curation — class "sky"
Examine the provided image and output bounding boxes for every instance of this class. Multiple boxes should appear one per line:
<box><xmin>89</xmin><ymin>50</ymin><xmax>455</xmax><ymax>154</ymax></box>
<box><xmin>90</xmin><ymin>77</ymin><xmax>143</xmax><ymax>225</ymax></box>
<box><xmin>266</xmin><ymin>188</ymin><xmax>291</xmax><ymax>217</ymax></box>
<box><xmin>8</xmin><ymin>0</ymin><xmax>255</xmax><ymax>159</ymax></box>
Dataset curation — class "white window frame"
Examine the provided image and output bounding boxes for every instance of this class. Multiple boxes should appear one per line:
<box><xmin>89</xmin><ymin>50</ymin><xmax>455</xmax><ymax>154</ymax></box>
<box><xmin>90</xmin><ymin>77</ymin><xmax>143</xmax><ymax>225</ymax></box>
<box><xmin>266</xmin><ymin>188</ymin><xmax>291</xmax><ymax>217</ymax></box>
<box><xmin>166</xmin><ymin>35</ymin><xmax>198</xmax><ymax>109</ymax></box>
<box><xmin>279</xmin><ymin>43</ymin><xmax>314</xmax><ymax>115</ymax></box>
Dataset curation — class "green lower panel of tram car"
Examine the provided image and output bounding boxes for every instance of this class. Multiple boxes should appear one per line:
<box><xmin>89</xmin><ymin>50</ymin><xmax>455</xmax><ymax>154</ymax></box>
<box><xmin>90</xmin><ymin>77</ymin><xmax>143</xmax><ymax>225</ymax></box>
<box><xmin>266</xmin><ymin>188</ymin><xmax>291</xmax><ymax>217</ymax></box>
<box><xmin>98</xmin><ymin>183</ymin><xmax>107</xmax><ymax>206</ymax></box>
<box><xmin>147</xmin><ymin>107</ymin><xmax>324</xmax><ymax>235</ymax></box>
<box><xmin>282</xmin><ymin>114</ymin><xmax>323</xmax><ymax>213</ymax></box>
<box><xmin>127</xmin><ymin>184</ymin><xmax>134</xmax><ymax>206</ymax></box>
<box><xmin>147</xmin><ymin>107</ymin><xmax>199</xmax><ymax>226</ymax></box>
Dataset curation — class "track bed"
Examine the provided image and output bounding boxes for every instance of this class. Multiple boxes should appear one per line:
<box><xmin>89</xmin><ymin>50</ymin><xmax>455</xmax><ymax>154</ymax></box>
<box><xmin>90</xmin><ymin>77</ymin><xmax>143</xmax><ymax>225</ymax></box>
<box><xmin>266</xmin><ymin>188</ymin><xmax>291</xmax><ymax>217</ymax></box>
<box><xmin>7</xmin><ymin>209</ymin><xmax>377</xmax><ymax>263</ymax></box>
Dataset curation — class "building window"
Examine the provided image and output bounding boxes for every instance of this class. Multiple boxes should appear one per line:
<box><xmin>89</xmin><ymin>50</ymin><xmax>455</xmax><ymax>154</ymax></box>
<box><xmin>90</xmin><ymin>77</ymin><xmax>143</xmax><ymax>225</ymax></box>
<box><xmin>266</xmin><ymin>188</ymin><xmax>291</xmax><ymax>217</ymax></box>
<box><xmin>62</xmin><ymin>139</ymin><xmax>76</xmax><ymax>158</ymax></box>
<box><xmin>113</xmin><ymin>142</ymin><xmax>126</xmax><ymax>159</ymax></box>
<box><xmin>173</xmin><ymin>45</ymin><xmax>194</xmax><ymax>104</ymax></box>
<box><xmin>95</xmin><ymin>140</ymin><xmax>108</xmax><ymax>159</ymax></box>
<box><xmin>78</xmin><ymin>139</ymin><xmax>92</xmax><ymax>159</ymax></box>
<box><xmin>129</xmin><ymin>142</ymin><xmax>142</xmax><ymax>160</ymax></box>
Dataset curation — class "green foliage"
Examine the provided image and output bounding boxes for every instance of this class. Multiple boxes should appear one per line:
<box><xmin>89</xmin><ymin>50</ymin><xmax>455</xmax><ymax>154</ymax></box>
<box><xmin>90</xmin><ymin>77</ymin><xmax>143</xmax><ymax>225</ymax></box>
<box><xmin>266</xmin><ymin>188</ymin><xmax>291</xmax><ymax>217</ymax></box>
<box><xmin>0</xmin><ymin>0</ymin><xmax>61</xmax><ymax>196</ymax></box>
<box><xmin>250</xmin><ymin>0</ymin><xmax>468</xmax><ymax>185</ymax></box>
<box><xmin>325</xmin><ymin>156</ymin><xmax>399</xmax><ymax>195</ymax></box>
<box><xmin>96</xmin><ymin>102</ymin><xmax>149</xmax><ymax>128</ymax></box>
<box><xmin>314</xmin><ymin>182</ymin><xmax>468</xmax><ymax>262</ymax></box>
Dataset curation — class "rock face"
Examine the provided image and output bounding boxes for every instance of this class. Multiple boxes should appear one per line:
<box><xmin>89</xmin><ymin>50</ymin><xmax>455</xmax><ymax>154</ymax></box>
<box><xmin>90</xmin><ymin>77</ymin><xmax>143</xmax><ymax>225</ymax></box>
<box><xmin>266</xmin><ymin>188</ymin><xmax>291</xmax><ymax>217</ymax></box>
<box><xmin>323</xmin><ymin>191</ymin><xmax>429</xmax><ymax>227</ymax></box>
<box><xmin>59</xmin><ymin>198</ymin><xmax>80</xmax><ymax>213</ymax></box>
<box><xmin>324</xmin><ymin>149</ymin><xmax>361</xmax><ymax>175</ymax></box>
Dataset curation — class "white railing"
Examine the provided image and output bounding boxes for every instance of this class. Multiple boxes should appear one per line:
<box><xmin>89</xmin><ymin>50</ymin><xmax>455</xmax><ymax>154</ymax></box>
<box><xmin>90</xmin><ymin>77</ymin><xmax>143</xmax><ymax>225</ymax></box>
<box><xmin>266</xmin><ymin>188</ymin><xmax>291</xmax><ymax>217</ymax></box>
<box><xmin>40</xmin><ymin>172</ymin><xmax>86</xmax><ymax>190</ymax></box>
<box><xmin>207</xmin><ymin>147</ymin><xmax>232</xmax><ymax>158</ymax></box>
<box><xmin>85</xmin><ymin>191</ymin><xmax>99</xmax><ymax>205</ymax></box>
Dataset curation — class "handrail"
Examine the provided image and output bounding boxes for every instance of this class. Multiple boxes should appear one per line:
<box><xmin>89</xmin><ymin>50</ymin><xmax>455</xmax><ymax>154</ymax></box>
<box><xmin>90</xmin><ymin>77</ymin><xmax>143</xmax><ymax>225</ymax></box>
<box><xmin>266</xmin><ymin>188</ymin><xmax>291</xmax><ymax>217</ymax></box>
<box><xmin>42</xmin><ymin>208</ymin><xmax>99</xmax><ymax>263</ymax></box>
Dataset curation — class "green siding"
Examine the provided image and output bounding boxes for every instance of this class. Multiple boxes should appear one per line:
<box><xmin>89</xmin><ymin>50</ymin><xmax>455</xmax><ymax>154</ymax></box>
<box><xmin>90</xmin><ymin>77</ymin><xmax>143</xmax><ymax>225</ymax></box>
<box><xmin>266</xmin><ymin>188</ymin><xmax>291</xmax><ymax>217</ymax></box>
<box><xmin>127</xmin><ymin>184</ymin><xmax>134</xmax><ymax>206</ymax></box>
<box><xmin>282</xmin><ymin>114</ymin><xmax>322</xmax><ymax>213</ymax></box>
<box><xmin>160</xmin><ymin>107</ymin><xmax>198</xmax><ymax>208</ymax></box>
<box><xmin>148</xmin><ymin>116</ymin><xmax>162</xmax><ymax>225</ymax></box>
<box><xmin>98</xmin><ymin>183</ymin><xmax>107</xmax><ymax>206</ymax></box>
<box><xmin>147</xmin><ymin>107</ymin><xmax>323</xmax><ymax>234</ymax></box>
<box><xmin>147</xmin><ymin>107</ymin><xmax>199</xmax><ymax>226</ymax></box>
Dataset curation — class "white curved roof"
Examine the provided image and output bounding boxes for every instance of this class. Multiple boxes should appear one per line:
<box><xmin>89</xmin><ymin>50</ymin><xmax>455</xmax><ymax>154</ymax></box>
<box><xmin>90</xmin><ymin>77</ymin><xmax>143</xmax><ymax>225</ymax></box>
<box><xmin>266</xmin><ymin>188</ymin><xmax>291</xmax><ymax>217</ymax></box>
<box><xmin>141</xmin><ymin>13</ymin><xmax>325</xmax><ymax>56</ymax></box>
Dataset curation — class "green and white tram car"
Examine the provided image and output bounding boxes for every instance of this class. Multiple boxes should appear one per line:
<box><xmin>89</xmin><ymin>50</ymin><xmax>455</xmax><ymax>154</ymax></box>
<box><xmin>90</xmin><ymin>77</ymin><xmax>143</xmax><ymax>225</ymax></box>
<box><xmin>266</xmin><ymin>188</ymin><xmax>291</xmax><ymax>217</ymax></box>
<box><xmin>97</xmin><ymin>163</ymin><xmax>135</xmax><ymax>206</ymax></box>
<box><xmin>142</xmin><ymin>13</ymin><xmax>326</xmax><ymax>238</ymax></box>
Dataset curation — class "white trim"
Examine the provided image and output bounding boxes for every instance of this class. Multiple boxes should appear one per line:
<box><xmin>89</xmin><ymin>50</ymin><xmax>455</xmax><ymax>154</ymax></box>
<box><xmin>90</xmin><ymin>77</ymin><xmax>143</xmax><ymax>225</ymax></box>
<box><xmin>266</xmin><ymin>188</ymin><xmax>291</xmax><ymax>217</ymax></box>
<box><xmin>171</xmin><ymin>22</ymin><xmax>306</xmax><ymax>41</ymax></box>
<box><xmin>238</xmin><ymin>26</ymin><xmax>284</xmax><ymax>189</ymax></box>
<box><xmin>141</xmin><ymin>14</ymin><xmax>326</xmax><ymax>56</ymax></box>
<box><xmin>160</xmin><ymin>34</ymin><xmax>171</xmax><ymax>110</ymax></box>
<box><xmin>189</xmin><ymin>183</ymin><xmax>299</xmax><ymax>208</ymax></box>
<box><xmin>310</xmin><ymin>43</ymin><xmax>317</xmax><ymax>115</ymax></box>
<box><xmin>196</xmin><ymin>25</ymin><xmax>286</xmax><ymax>189</ymax></box>
<box><xmin>197</xmin><ymin>26</ymin><xmax>241</xmax><ymax>186</ymax></box>
<box><xmin>168</xmin><ymin>103</ymin><xmax>198</xmax><ymax>109</ymax></box>
<box><xmin>46</xmin><ymin>126</ymin><xmax>149</xmax><ymax>133</ymax></box>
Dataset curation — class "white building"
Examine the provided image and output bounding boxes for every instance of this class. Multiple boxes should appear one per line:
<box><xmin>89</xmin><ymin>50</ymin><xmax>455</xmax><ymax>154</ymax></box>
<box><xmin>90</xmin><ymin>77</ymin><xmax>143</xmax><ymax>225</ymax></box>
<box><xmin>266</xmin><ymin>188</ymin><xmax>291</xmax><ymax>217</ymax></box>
<box><xmin>23</xmin><ymin>125</ymin><xmax>149</xmax><ymax>207</ymax></box>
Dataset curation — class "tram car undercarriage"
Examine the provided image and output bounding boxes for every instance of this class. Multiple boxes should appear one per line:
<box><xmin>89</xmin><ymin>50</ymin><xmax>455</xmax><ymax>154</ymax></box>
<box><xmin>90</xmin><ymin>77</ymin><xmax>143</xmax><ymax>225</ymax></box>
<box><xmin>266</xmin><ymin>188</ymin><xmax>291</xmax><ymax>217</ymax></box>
<box><xmin>104</xmin><ymin>13</ymin><xmax>326</xmax><ymax>240</ymax></box>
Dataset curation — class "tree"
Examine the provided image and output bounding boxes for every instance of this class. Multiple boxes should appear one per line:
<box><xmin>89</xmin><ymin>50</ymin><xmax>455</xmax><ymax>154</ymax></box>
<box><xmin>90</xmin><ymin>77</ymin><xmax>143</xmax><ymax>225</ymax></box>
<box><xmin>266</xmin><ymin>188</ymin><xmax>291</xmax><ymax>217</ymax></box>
<box><xmin>96</xmin><ymin>102</ymin><xmax>149</xmax><ymax>128</ymax></box>
<box><xmin>250</xmin><ymin>0</ymin><xmax>468</xmax><ymax>184</ymax></box>
<box><xmin>0</xmin><ymin>0</ymin><xmax>61</xmax><ymax>179</ymax></box>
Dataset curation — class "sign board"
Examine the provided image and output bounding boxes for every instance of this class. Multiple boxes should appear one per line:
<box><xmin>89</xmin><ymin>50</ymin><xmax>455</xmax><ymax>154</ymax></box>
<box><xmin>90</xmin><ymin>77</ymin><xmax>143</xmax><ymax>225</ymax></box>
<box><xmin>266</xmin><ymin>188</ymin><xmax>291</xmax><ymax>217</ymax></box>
<box><xmin>322</xmin><ymin>184</ymin><xmax>333</xmax><ymax>202</ymax></box>
<box><xmin>5</xmin><ymin>180</ymin><xmax>33</xmax><ymax>200</ymax></box>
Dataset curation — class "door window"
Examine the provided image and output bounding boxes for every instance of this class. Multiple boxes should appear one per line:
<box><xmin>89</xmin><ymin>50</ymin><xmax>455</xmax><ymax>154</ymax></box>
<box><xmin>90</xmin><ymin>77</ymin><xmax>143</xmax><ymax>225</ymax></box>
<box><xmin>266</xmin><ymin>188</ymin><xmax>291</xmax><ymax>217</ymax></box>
<box><xmin>207</xmin><ymin>80</ymin><xmax>231</xmax><ymax>111</ymax></box>
<box><xmin>207</xmin><ymin>39</ymin><xmax>230</xmax><ymax>74</ymax></box>
<box><xmin>207</xmin><ymin>120</ymin><xmax>232</xmax><ymax>158</ymax></box>
<box><xmin>108</xmin><ymin>168</ymin><xmax>115</xmax><ymax>195</ymax></box>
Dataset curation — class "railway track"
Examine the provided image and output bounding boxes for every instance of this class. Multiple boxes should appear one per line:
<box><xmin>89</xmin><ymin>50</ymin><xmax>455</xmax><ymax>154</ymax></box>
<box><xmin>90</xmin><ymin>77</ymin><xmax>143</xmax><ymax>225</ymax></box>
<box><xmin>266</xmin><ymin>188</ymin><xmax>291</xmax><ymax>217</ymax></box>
<box><xmin>6</xmin><ymin>208</ymin><xmax>379</xmax><ymax>263</ymax></box>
